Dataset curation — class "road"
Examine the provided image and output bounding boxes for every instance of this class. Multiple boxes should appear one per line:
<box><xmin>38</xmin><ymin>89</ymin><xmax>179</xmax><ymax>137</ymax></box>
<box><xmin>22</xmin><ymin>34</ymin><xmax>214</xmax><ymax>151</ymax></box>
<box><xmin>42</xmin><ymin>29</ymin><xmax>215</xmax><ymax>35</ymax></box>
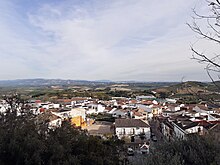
<box><xmin>149</xmin><ymin>118</ymin><xmax>164</xmax><ymax>143</ymax></box>
<box><xmin>125</xmin><ymin>119</ymin><xmax>165</xmax><ymax>164</ymax></box>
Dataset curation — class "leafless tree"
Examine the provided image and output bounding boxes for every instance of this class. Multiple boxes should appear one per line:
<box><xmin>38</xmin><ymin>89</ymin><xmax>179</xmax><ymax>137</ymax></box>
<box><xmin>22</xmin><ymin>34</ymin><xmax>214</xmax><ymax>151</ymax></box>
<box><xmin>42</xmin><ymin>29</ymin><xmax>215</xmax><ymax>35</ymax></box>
<box><xmin>187</xmin><ymin>0</ymin><xmax>220</xmax><ymax>91</ymax></box>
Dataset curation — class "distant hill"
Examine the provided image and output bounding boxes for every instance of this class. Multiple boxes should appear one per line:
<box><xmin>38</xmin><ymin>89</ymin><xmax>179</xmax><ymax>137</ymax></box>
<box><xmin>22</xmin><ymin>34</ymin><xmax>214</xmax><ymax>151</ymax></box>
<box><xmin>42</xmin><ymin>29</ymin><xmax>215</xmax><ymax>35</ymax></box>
<box><xmin>154</xmin><ymin>81</ymin><xmax>220</xmax><ymax>97</ymax></box>
<box><xmin>0</xmin><ymin>79</ymin><xmax>113</xmax><ymax>87</ymax></box>
<box><xmin>0</xmin><ymin>79</ymin><xmax>217</xmax><ymax>94</ymax></box>
<box><xmin>0</xmin><ymin>79</ymin><xmax>179</xmax><ymax>89</ymax></box>
<box><xmin>168</xmin><ymin>81</ymin><xmax>208</xmax><ymax>91</ymax></box>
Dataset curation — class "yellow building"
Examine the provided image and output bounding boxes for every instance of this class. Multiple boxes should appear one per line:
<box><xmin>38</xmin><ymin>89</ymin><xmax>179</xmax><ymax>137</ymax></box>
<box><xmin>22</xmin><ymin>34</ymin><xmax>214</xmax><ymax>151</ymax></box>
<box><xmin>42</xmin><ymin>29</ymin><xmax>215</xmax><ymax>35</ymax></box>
<box><xmin>71</xmin><ymin>116</ymin><xmax>86</xmax><ymax>127</ymax></box>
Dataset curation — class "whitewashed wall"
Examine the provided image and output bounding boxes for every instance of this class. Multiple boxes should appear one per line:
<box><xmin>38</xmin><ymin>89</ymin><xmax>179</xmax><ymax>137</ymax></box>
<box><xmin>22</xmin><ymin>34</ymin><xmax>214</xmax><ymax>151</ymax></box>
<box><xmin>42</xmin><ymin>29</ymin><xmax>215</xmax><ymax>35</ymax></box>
<box><xmin>116</xmin><ymin>127</ymin><xmax>150</xmax><ymax>139</ymax></box>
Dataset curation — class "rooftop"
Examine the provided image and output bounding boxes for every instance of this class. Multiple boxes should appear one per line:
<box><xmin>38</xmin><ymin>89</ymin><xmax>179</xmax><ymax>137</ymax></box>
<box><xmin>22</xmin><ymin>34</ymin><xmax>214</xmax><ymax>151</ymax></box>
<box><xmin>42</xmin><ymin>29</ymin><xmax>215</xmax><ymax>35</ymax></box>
<box><xmin>115</xmin><ymin>119</ymin><xmax>149</xmax><ymax>128</ymax></box>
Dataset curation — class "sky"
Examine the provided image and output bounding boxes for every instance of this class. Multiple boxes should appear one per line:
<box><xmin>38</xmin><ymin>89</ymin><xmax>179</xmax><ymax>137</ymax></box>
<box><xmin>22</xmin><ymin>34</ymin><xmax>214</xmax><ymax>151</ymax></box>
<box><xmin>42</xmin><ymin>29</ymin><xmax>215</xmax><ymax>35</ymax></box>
<box><xmin>0</xmin><ymin>0</ymin><xmax>217</xmax><ymax>81</ymax></box>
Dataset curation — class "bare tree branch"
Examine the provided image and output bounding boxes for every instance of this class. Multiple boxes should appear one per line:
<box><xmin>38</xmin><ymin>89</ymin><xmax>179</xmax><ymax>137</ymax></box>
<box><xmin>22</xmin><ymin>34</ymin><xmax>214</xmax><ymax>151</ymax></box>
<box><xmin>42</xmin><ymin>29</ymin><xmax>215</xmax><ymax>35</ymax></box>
<box><xmin>191</xmin><ymin>47</ymin><xmax>220</xmax><ymax>68</ymax></box>
<box><xmin>188</xmin><ymin>0</ymin><xmax>220</xmax><ymax>98</ymax></box>
<box><xmin>206</xmin><ymin>69</ymin><xmax>220</xmax><ymax>90</ymax></box>
<box><xmin>187</xmin><ymin>22</ymin><xmax>220</xmax><ymax>44</ymax></box>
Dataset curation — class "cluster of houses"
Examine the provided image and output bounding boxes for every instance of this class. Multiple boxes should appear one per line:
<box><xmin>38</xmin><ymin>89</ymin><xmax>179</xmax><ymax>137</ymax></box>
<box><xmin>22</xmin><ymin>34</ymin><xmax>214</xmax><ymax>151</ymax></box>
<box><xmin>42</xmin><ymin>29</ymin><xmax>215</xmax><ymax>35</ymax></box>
<box><xmin>159</xmin><ymin>104</ymin><xmax>220</xmax><ymax>141</ymax></box>
<box><xmin>0</xmin><ymin>95</ymin><xmax>219</xmax><ymax>145</ymax></box>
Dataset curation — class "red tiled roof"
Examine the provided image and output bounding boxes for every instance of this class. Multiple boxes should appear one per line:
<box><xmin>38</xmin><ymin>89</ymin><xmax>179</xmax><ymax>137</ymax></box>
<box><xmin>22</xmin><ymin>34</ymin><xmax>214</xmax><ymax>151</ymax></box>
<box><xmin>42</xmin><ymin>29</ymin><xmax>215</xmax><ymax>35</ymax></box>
<box><xmin>35</xmin><ymin>100</ymin><xmax>41</xmax><ymax>103</ymax></box>
<box><xmin>40</xmin><ymin>108</ymin><xmax>45</xmax><ymax>113</ymax></box>
<box><xmin>133</xmin><ymin>111</ymin><xmax>142</xmax><ymax>117</ymax></box>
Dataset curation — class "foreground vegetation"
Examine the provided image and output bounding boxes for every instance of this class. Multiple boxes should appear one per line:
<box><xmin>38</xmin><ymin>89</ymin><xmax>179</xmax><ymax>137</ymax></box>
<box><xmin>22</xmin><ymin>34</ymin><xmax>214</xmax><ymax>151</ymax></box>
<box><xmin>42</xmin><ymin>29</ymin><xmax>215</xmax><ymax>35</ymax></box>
<box><xmin>0</xmin><ymin>101</ymin><xmax>123</xmax><ymax>165</ymax></box>
<box><xmin>132</xmin><ymin>135</ymin><xmax>220</xmax><ymax>165</ymax></box>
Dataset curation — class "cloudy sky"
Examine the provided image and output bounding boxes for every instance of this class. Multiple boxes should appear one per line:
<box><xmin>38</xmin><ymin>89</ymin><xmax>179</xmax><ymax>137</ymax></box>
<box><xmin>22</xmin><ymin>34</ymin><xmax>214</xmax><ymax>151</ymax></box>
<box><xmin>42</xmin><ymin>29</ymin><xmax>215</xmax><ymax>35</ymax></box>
<box><xmin>0</xmin><ymin>0</ymin><xmax>215</xmax><ymax>81</ymax></box>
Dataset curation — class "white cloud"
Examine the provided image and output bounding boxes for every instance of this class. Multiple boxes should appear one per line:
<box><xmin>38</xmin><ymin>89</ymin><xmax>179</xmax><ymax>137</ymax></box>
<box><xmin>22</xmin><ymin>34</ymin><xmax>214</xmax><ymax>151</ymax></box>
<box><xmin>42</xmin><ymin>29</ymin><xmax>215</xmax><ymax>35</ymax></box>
<box><xmin>0</xmin><ymin>0</ymin><xmax>214</xmax><ymax>81</ymax></box>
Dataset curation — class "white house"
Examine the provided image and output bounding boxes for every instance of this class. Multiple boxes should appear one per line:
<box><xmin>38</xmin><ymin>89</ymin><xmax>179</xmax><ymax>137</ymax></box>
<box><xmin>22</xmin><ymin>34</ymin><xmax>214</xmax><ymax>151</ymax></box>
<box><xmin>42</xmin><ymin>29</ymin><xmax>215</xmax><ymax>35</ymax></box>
<box><xmin>172</xmin><ymin>122</ymin><xmax>187</xmax><ymax>139</ymax></box>
<box><xmin>52</xmin><ymin>103</ymin><xmax>60</xmax><ymax>109</ymax></box>
<box><xmin>137</xmin><ymin>104</ymin><xmax>154</xmax><ymax>119</ymax></box>
<box><xmin>36</xmin><ymin>111</ymin><xmax>62</xmax><ymax>129</ymax></box>
<box><xmin>136</xmin><ymin>95</ymin><xmax>156</xmax><ymax>100</ymax></box>
<box><xmin>161</xmin><ymin>120</ymin><xmax>174</xmax><ymax>141</ymax></box>
<box><xmin>48</xmin><ymin>118</ymin><xmax>62</xmax><ymax>129</ymax></box>
<box><xmin>107</xmin><ymin>108</ymin><xmax>117</xmax><ymax>114</ymax></box>
<box><xmin>52</xmin><ymin>108</ymin><xmax>86</xmax><ymax>120</ymax></box>
<box><xmin>112</xmin><ymin>109</ymin><xmax>127</xmax><ymax>118</ymax></box>
<box><xmin>115</xmin><ymin>119</ymin><xmax>150</xmax><ymax>139</ymax></box>
<box><xmin>165</xmin><ymin>98</ymin><xmax>177</xmax><ymax>104</ymax></box>
<box><xmin>0</xmin><ymin>104</ymin><xmax>8</xmax><ymax>114</ymax></box>
<box><xmin>86</xmin><ymin>103</ymin><xmax>105</xmax><ymax>114</ymax></box>
<box><xmin>172</xmin><ymin>120</ymin><xmax>203</xmax><ymax>139</ymax></box>
<box><xmin>71</xmin><ymin>97</ymin><xmax>91</xmax><ymax>107</ymax></box>
<box><xmin>140</xmin><ymin>142</ymin><xmax>150</xmax><ymax>154</ymax></box>
<box><xmin>193</xmin><ymin>105</ymin><xmax>215</xmax><ymax>114</ymax></box>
